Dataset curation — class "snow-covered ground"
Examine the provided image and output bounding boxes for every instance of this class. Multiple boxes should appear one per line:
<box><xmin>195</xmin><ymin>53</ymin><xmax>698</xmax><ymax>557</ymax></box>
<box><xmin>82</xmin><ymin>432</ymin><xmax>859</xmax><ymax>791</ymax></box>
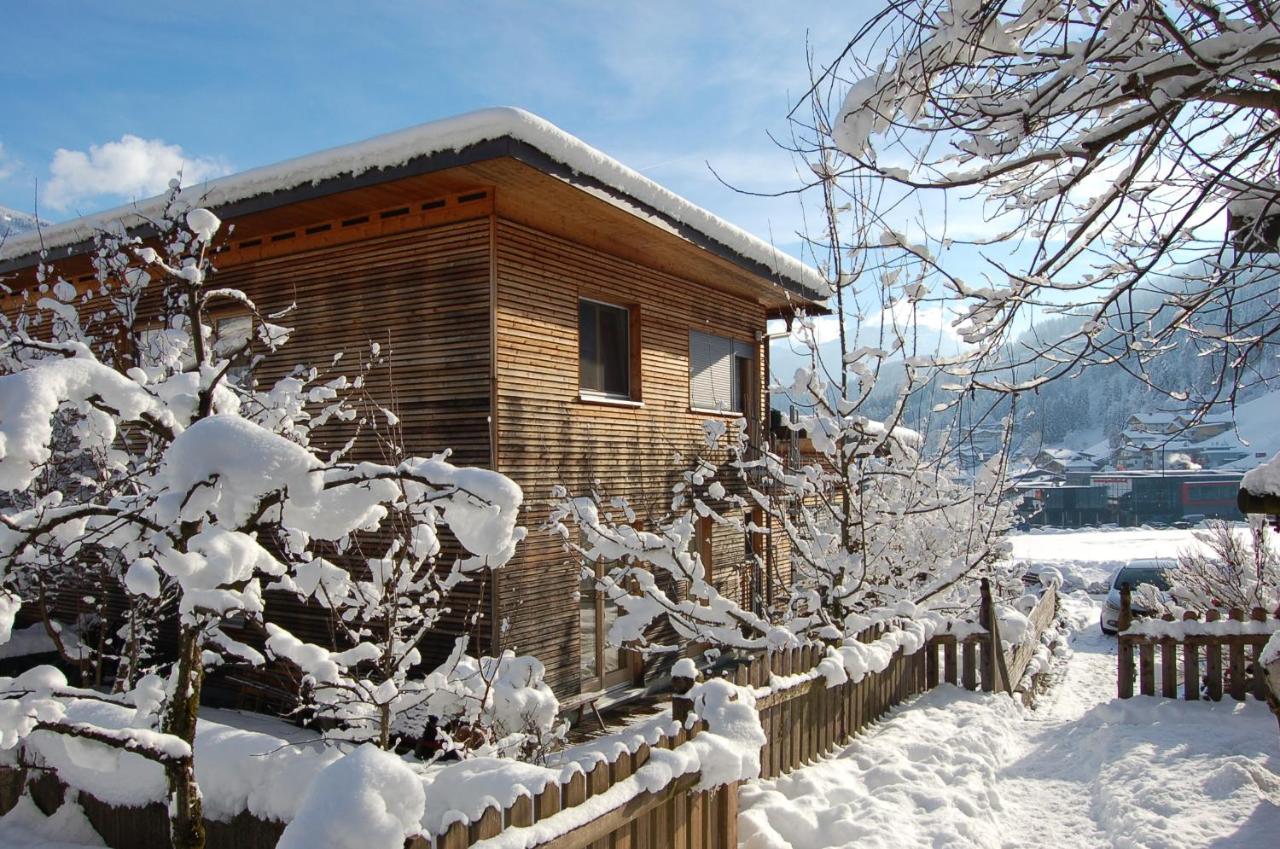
<box><xmin>0</xmin><ymin>797</ymin><xmax>103</xmax><ymax>848</ymax></box>
<box><xmin>1007</xmin><ymin>526</ymin><xmax>1214</xmax><ymax>591</ymax></box>
<box><xmin>738</xmin><ymin>592</ymin><xmax>1280</xmax><ymax>849</ymax></box>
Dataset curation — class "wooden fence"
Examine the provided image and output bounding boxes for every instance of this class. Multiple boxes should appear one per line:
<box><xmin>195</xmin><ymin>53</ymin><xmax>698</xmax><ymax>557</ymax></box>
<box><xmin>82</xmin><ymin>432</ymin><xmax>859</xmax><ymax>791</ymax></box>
<box><xmin>418</xmin><ymin>580</ymin><xmax>1059</xmax><ymax>846</ymax></box>
<box><xmin>757</xmin><ymin>581</ymin><xmax>1056</xmax><ymax>779</ymax></box>
<box><xmin>0</xmin><ymin>583</ymin><xmax>1060</xmax><ymax>849</ymax></box>
<box><xmin>410</xmin><ymin>719</ymin><xmax>737</xmax><ymax>849</ymax></box>
<box><xmin>1116</xmin><ymin>589</ymin><xmax>1279</xmax><ymax>702</ymax></box>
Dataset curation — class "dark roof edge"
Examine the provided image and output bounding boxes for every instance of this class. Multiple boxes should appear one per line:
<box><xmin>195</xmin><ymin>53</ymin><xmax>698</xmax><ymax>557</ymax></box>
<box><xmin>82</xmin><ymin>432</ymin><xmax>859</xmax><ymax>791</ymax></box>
<box><xmin>0</xmin><ymin>137</ymin><xmax>826</xmax><ymax>305</ymax></box>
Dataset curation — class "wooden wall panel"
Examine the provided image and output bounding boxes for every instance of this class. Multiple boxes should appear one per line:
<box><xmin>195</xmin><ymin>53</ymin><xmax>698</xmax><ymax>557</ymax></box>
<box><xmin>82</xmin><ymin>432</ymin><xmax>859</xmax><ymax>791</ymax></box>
<box><xmin>492</xmin><ymin>219</ymin><xmax>770</xmax><ymax>695</ymax></box>
<box><xmin>209</xmin><ymin>219</ymin><xmax>496</xmax><ymax>657</ymax></box>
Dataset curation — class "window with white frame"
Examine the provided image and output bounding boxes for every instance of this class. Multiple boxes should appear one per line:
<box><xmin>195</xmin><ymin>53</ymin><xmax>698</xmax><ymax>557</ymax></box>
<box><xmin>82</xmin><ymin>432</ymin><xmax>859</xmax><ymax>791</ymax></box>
<box><xmin>689</xmin><ymin>331</ymin><xmax>753</xmax><ymax>413</ymax></box>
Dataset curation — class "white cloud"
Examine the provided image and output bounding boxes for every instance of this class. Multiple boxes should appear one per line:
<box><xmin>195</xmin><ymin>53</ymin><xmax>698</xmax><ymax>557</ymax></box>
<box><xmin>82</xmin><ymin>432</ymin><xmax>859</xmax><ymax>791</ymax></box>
<box><xmin>43</xmin><ymin>135</ymin><xmax>230</xmax><ymax>212</ymax></box>
<box><xmin>0</xmin><ymin>143</ymin><xmax>14</xmax><ymax>181</ymax></box>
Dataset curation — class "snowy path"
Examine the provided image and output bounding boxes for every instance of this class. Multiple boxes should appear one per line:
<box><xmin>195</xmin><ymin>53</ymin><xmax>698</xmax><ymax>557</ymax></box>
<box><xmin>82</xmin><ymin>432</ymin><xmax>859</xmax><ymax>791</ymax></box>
<box><xmin>738</xmin><ymin>594</ymin><xmax>1280</xmax><ymax>849</ymax></box>
<box><xmin>992</xmin><ymin>601</ymin><xmax>1133</xmax><ymax>849</ymax></box>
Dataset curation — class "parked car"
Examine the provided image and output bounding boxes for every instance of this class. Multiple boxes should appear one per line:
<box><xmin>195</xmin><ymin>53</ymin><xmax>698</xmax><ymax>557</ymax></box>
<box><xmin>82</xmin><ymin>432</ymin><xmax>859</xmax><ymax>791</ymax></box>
<box><xmin>1100</xmin><ymin>559</ymin><xmax>1175</xmax><ymax>635</ymax></box>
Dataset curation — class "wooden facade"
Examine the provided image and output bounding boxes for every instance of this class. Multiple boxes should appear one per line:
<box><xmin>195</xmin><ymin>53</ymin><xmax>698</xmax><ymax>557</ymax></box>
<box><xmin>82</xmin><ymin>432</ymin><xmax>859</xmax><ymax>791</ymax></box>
<box><xmin>0</xmin><ymin>130</ymin><xmax>823</xmax><ymax>697</ymax></box>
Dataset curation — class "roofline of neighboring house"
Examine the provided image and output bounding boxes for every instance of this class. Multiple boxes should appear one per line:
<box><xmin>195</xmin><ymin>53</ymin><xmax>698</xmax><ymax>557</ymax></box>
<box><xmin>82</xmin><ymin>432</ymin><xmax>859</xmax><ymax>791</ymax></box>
<box><xmin>0</xmin><ymin>108</ymin><xmax>829</xmax><ymax>305</ymax></box>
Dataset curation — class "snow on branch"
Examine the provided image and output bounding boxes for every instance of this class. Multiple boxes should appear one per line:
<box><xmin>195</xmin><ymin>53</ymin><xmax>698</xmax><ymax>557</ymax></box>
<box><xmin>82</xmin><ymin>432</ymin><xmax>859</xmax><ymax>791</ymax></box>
<box><xmin>0</xmin><ymin>186</ymin><xmax>532</xmax><ymax>848</ymax></box>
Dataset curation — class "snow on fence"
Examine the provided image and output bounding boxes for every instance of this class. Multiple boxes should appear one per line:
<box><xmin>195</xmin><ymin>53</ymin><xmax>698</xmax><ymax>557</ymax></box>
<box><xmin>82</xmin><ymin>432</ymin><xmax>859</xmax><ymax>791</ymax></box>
<box><xmin>747</xmin><ymin>581</ymin><xmax>1059</xmax><ymax>780</ymax></box>
<box><xmin>409</xmin><ymin>719</ymin><xmax>738</xmax><ymax>849</ymax></box>
<box><xmin>1116</xmin><ymin>588</ymin><xmax>1280</xmax><ymax>702</ymax></box>
<box><xmin>0</xmin><ymin>582</ymin><xmax>1060</xmax><ymax>849</ymax></box>
<box><xmin>0</xmin><ymin>767</ymin><xmax>285</xmax><ymax>849</ymax></box>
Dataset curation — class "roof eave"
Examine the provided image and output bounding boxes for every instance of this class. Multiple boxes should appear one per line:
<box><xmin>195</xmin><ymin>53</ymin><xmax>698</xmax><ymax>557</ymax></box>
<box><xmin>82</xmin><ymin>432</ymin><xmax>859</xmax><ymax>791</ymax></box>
<box><xmin>0</xmin><ymin>135</ymin><xmax>828</xmax><ymax>307</ymax></box>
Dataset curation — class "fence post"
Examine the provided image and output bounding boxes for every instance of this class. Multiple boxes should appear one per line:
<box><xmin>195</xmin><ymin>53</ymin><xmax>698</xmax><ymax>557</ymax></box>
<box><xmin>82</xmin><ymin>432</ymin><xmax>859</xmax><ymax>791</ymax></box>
<box><xmin>1205</xmin><ymin>609</ymin><xmax>1223</xmax><ymax>701</ymax></box>
<box><xmin>1118</xmin><ymin>637</ymin><xmax>1135</xmax><ymax>701</ymax></box>
<box><xmin>1118</xmin><ymin>583</ymin><xmax>1132</xmax><ymax>633</ymax></box>
<box><xmin>961</xmin><ymin>638</ymin><xmax>978</xmax><ymax>691</ymax></box>
<box><xmin>1228</xmin><ymin>608</ymin><xmax>1247</xmax><ymax>700</ymax></box>
<box><xmin>672</xmin><ymin>661</ymin><xmax>698</xmax><ymax>725</ymax></box>
<box><xmin>926</xmin><ymin>640</ymin><xmax>939</xmax><ymax>689</ymax></box>
<box><xmin>1251</xmin><ymin>608</ymin><xmax>1269</xmax><ymax>700</ymax></box>
<box><xmin>1183</xmin><ymin>611</ymin><xmax>1200</xmax><ymax>700</ymax></box>
<box><xmin>979</xmin><ymin>578</ymin><xmax>1013</xmax><ymax>694</ymax></box>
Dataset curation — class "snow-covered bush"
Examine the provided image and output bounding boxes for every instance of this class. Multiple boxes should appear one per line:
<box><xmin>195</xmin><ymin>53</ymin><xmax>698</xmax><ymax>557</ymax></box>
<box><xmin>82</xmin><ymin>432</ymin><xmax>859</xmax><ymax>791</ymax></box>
<box><xmin>0</xmin><ymin>190</ymin><xmax>527</xmax><ymax>849</ymax></box>
<box><xmin>259</xmin><ymin>420</ymin><xmax>557</xmax><ymax>755</ymax></box>
<box><xmin>1168</xmin><ymin>519</ymin><xmax>1280</xmax><ymax>613</ymax></box>
<box><xmin>406</xmin><ymin>645</ymin><xmax>562</xmax><ymax>761</ymax></box>
<box><xmin>277</xmin><ymin>744</ymin><xmax>425</xmax><ymax>849</ymax></box>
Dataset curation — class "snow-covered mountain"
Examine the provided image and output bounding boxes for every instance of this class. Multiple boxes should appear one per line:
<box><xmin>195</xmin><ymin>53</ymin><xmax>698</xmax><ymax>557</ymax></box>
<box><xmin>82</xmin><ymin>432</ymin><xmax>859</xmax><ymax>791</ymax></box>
<box><xmin>0</xmin><ymin>205</ymin><xmax>40</xmax><ymax>240</ymax></box>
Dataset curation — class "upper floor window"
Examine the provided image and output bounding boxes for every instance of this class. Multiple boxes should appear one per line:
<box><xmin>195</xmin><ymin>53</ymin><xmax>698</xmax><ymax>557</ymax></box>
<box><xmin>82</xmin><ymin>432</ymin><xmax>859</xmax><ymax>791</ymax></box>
<box><xmin>690</xmin><ymin>331</ymin><xmax>753</xmax><ymax>413</ymax></box>
<box><xmin>579</xmin><ymin>298</ymin><xmax>633</xmax><ymax>400</ymax></box>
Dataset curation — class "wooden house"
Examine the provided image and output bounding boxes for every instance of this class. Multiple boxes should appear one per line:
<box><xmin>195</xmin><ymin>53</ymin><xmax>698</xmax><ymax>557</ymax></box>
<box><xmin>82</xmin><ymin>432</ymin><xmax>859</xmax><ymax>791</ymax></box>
<box><xmin>0</xmin><ymin>108</ymin><xmax>826</xmax><ymax>698</ymax></box>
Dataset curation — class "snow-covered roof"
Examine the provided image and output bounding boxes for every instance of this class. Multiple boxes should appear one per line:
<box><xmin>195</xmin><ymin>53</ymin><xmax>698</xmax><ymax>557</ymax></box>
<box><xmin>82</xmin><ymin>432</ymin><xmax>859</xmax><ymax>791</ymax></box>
<box><xmin>1128</xmin><ymin>412</ymin><xmax>1178</xmax><ymax>425</ymax></box>
<box><xmin>1226</xmin><ymin>180</ymin><xmax>1280</xmax><ymax>220</ymax></box>
<box><xmin>0</xmin><ymin>108</ymin><xmax>828</xmax><ymax>301</ymax></box>
<box><xmin>1242</xmin><ymin>453</ymin><xmax>1280</xmax><ymax>499</ymax></box>
<box><xmin>0</xmin><ymin>205</ymin><xmax>40</xmax><ymax>238</ymax></box>
<box><xmin>1182</xmin><ymin>411</ymin><xmax>1232</xmax><ymax>425</ymax></box>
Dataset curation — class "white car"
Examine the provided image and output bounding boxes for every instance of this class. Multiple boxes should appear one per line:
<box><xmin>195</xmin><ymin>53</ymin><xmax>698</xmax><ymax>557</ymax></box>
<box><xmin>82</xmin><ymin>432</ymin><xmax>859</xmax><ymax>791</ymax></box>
<box><xmin>1100</xmin><ymin>559</ymin><xmax>1175</xmax><ymax>635</ymax></box>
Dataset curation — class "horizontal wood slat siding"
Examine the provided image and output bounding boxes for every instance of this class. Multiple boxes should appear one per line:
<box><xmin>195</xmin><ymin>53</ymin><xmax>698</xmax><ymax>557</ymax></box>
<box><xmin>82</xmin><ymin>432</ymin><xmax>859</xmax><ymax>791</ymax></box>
<box><xmin>492</xmin><ymin>219</ymin><xmax>767</xmax><ymax>694</ymax></box>
<box><xmin>212</xmin><ymin>219</ymin><xmax>495</xmax><ymax>657</ymax></box>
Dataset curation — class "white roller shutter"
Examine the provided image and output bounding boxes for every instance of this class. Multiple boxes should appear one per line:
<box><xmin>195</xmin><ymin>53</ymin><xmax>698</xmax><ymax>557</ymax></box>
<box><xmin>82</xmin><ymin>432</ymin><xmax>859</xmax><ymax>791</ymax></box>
<box><xmin>690</xmin><ymin>331</ymin><xmax>738</xmax><ymax>411</ymax></box>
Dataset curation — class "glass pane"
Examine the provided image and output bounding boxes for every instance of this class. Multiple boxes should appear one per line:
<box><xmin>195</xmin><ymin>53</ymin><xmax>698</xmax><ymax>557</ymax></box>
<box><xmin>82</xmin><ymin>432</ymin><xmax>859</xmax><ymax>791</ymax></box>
<box><xmin>690</xmin><ymin>332</ymin><xmax>732</xmax><ymax>410</ymax></box>
<box><xmin>213</xmin><ymin>315</ymin><xmax>252</xmax><ymax>357</ymax></box>
<box><xmin>1117</xmin><ymin>566</ymin><xmax>1171</xmax><ymax>591</ymax></box>
<box><xmin>579</xmin><ymin>570</ymin><xmax>598</xmax><ymax>682</ymax></box>
<box><xmin>601</xmin><ymin>593</ymin><xmax>622</xmax><ymax>674</ymax></box>
<box><xmin>579</xmin><ymin>300</ymin><xmax>601</xmax><ymax>392</ymax></box>
<box><xmin>599</xmin><ymin>304</ymin><xmax>629</xmax><ymax>397</ymax></box>
<box><xmin>733</xmin><ymin>354</ymin><xmax>751</xmax><ymax>414</ymax></box>
<box><xmin>136</xmin><ymin>326</ymin><xmax>195</xmax><ymax>371</ymax></box>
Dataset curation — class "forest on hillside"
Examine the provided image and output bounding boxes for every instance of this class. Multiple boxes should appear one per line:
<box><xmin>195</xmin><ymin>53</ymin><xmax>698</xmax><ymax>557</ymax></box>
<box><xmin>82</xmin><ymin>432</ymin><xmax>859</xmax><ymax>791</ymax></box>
<box><xmin>773</xmin><ymin>261</ymin><xmax>1280</xmax><ymax>456</ymax></box>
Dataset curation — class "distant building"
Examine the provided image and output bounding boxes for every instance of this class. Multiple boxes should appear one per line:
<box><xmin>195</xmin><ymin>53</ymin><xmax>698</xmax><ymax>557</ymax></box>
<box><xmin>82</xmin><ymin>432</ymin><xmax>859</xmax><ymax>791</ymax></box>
<box><xmin>1126</xmin><ymin>412</ymin><xmax>1180</xmax><ymax>435</ymax></box>
<box><xmin>1013</xmin><ymin>469</ymin><xmax>1246</xmax><ymax>528</ymax></box>
<box><xmin>955</xmin><ymin>421</ymin><xmax>1008</xmax><ymax>470</ymax></box>
<box><xmin>1116</xmin><ymin>409</ymin><xmax>1246</xmax><ymax>470</ymax></box>
<box><xmin>1032</xmin><ymin>447</ymin><xmax>1105</xmax><ymax>483</ymax></box>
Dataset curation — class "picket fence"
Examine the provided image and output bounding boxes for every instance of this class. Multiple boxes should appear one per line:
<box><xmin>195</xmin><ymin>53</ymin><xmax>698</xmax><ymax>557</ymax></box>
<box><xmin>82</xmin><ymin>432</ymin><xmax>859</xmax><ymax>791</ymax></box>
<box><xmin>0</xmin><ymin>583</ymin><xmax>1059</xmax><ymax>849</ymax></box>
<box><xmin>412</xmin><ymin>580</ymin><xmax>1059</xmax><ymax>849</ymax></box>
<box><xmin>1115</xmin><ymin>586</ymin><xmax>1279</xmax><ymax>702</ymax></box>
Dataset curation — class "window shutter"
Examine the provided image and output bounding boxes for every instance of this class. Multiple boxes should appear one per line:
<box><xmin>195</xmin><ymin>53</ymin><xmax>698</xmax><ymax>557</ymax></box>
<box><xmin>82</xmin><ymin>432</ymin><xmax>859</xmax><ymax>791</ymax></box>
<box><xmin>690</xmin><ymin>331</ymin><xmax>733</xmax><ymax>410</ymax></box>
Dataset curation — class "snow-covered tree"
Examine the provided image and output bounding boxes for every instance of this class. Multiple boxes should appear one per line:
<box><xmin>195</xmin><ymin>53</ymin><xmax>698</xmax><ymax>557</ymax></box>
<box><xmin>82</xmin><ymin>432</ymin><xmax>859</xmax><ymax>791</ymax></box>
<box><xmin>0</xmin><ymin>193</ymin><xmax>525</xmax><ymax>849</ymax></box>
<box><xmin>550</xmin><ymin>382</ymin><xmax>1015</xmax><ymax>653</ymax></box>
<box><xmin>260</xmin><ymin>416</ymin><xmax>560</xmax><ymax>757</ymax></box>
<box><xmin>799</xmin><ymin>0</ymin><xmax>1280</xmax><ymax>411</ymax></box>
<box><xmin>1168</xmin><ymin>519</ymin><xmax>1280</xmax><ymax>612</ymax></box>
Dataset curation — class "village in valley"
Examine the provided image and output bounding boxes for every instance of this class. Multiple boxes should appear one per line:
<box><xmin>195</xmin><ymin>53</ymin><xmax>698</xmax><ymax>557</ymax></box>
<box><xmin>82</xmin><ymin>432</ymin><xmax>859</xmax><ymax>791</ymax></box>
<box><xmin>0</xmin><ymin>2</ymin><xmax>1277</xmax><ymax>848</ymax></box>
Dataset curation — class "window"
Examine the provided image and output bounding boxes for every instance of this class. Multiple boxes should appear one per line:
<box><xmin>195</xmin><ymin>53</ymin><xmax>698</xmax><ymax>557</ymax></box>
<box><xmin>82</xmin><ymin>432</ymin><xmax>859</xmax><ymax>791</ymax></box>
<box><xmin>135</xmin><ymin>314</ymin><xmax>253</xmax><ymax>383</ymax></box>
<box><xmin>690</xmin><ymin>331</ymin><xmax>754</xmax><ymax>413</ymax></box>
<box><xmin>578</xmin><ymin>560</ymin><xmax>630</xmax><ymax>691</ymax></box>
<box><xmin>579</xmin><ymin>299</ymin><xmax>633</xmax><ymax>399</ymax></box>
<box><xmin>135</xmin><ymin>325</ymin><xmax>195</xmax><ymax>372</ymax></box>
<box><xmin>212</xmin><ymin>314</ymin><xmax>254</xmax><ymax>386</ymax></box>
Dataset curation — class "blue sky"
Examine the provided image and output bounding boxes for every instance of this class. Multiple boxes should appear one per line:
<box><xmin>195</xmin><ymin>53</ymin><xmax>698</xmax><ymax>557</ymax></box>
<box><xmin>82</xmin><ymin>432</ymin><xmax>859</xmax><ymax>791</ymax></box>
<box><xmin>0</xmin><ymin>2</ymin><xmax>867</xmax><ymax>254</ymax></box>
<box><xmin>3</xmin><ymin>1</ymin><xmax>1039</xmax><ymax>358</ymax></box>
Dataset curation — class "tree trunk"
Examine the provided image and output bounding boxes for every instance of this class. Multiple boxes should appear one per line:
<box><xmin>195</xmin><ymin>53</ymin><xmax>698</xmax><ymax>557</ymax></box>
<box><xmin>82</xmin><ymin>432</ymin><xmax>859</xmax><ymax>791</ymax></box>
<box><xmin>163</xmin><ymin>627</ymin><xmax>207</xmax><ymax>849</ymax></box>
